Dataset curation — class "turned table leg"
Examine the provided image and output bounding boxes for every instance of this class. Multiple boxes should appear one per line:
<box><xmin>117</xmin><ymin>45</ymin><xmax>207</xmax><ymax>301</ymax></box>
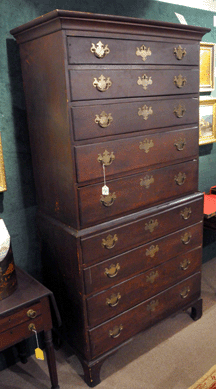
<box><xmin>44</xmin><ymin>329</ymin><xmax>60</xmax><ymax>389</ymax></box>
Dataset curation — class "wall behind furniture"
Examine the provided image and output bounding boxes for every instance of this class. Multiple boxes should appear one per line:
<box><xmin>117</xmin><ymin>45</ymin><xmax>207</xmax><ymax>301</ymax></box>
<box><xmin>0</xmin><ymin>0</ymin><xmax>215</xmax><ymax>278</ymax></box>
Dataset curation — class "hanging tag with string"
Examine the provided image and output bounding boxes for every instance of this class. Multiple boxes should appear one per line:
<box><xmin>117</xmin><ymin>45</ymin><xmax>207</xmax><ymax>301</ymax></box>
<box><xmin>32</xmin><ymin>329</ymin><xmax>44</xmax><ymax>360</ymax></box>
<box><xmin>102</xmin><ymin>164</ymin><xmax>109</xmax><ymax>195</ymax></box>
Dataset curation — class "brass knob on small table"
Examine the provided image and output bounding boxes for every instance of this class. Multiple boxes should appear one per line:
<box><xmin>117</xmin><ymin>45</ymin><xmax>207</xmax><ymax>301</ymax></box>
<box><xmin>27</xmin><ymin>309</ymin><xmax>37</xmax><ymax>318</ymax></box>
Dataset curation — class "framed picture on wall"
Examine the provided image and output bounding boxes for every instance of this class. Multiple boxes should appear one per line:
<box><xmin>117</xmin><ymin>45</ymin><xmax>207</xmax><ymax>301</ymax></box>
<box><xmin>200</xmin><ymin>42</ymin><xmax>215</xmax><ymax>92</ymax></box>
<box><xmin>199</xmin><ymin>97</ymin><xmax>216</xmax><ymax>145</ymax></box>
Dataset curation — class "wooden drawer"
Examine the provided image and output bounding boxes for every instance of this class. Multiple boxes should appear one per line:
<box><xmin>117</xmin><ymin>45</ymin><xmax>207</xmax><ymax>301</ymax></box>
<box><xmin>78</xmin><ymin>160</ymin><xmax>198</xmax><ymax>227</ymax></box>
<box><xmin>75</xmin><ymin>127</ymin><xmax>198</xmax><ymax>183</ymax></box>
<box><xmin>84</xmin><ymin>222</ymin><xmax>203</xmax><ymax>295</ymax></box>
<box><xmin>72</xmin><ymin>96</ymin><xmax>198</xmax><ymax>141</ymax></box>
<box><xmin>86</xmin><ymin>246</ymin><xmax>202</xmax><ymax>327</ymax></box>
<box><xmin>89</xmin><ymin>273</ymin><xmax>201</xmax><ymax>358</ymax></box>
<box><xmin>0</xmin><ymin>315</ymin><xmax>44</xmax><ymax>351</ymax></box>
<box><xmin>81</xmin><ymin>193</ymin><xmax>203</xmax><ymax>265</ymax></box>
<box><xmin>0</xmin><ymin>302</ymin><xmax>42</xmax><ymax>332</ymax></box>
<box><xmin>67</xmin><ymin>36</ymin><xmax>199</xmax><ymax>66</ymax></box>
<box><xmin>69</xmin><ymin>67</ymin><xmax>198</xmax><ymax>101</ymax></box>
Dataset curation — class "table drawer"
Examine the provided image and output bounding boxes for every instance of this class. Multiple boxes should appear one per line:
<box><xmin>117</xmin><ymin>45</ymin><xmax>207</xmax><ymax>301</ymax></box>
<box><xmin>81</xmin><ymin>193</ymin><xmax>203</xmax><ymax>265</ymax></box>
<box><xmin>89</xmin><ymin>273</ymin><xmax>201</xmax><ymax>358</ymax></box>
<box><xmin>75</xmin><ymin>127</ymin><xmax>198</xmax><ymax>183</ymax></box>
<box><xmin>78</xmin><ymin>160</ymin><xmax>198</xmax><ymax>227</ymax></box>
<box><xmin>84</xmin><ymin>222</ymin><xmax>202</xmax><ymax>295</ymax></box>
<box><xmin>69</xmin><ymin>67</ymin><xmax>198</xmax><ymax>101</ymax></box>
<box><xmin>72</xmin><ymin>96</ymin><xmax>198</xmax><ymax>141</ymax></box>
<box><xmin>0</xmin><ymin>315</ymin><xmax>44</xmax><ymax>351</ymax></box>
<box><xmin>67</xmin><ymin>36</ymin><xmax>199</xmax><ymax>65</ymax></box>
<box><xmin>86</xmin><ymin>246</ymin><xmax>202</xmax><ymax>327</ymax></box>
<box><xmin>0</xmin><ymin>302</ymin><xmax>42</xmax><ymax>333</ymax></box>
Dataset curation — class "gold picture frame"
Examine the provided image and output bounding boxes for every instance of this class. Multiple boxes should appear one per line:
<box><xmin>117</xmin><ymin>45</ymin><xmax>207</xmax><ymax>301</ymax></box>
<box><xmin>199</xmin><ymin>97</ymin><xmax>216</xmax><ymax>145</ymax></box>
<box><xmin>0</xmin><ymin>133</ymin><xmax>7</xmax><ymax>192</ymax></box>
<box><xmin>200</xmin><ymin>42</ymin><xmax>215</xmax><ymax>92</ymax></box>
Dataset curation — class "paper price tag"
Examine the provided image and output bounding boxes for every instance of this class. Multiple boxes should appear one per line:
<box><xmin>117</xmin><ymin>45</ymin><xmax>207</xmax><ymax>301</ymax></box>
<box><xmin>35</xmin><ymin>347</ymin><xmax>44</xmax><ymax>360</ymax></box>
<box><xmin>102</xmin><ymin>185</ymin><xmax>109</xmax><ymax>195</ymax></box>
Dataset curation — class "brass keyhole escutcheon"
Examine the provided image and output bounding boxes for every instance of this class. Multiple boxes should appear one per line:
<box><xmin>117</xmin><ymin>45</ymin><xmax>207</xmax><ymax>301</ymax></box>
<box><xmin>140</xmin><ymin>175</ymin><xmax>154</xmax><ymax>189</ymax></box>
<box><xmin>136</xmin><ymin>44</ymin><xmax>152</xmax><ymax>62</ymax></box>
<box><xmin>145</xmin><ymin>219</ymin><xmax>159</xmax><ymax>233</ymax></box>
<box><xmin>109</xmin><ymin>324</ymin><xmax>123</xmax><ymax>338</ymax></box>
<box><xmin>102</xmin><ymin>234</ymin><xmax>118</xmax><ymax>249</ymax></box>
<box><xmin>27</xmin><ymin>309</ymin><xmax>37</xmax><ymax>319</ymax></box>
<box><xmin>90</xmin><ymin>41</ymin><xmax>110</xmax><ymax>59</ymax></box>
<box><xmin>139</xmin><ymin>139</ymin><xmax>154</xmax><ymax>153</ymax></box>
<box><xmin>104</xmin><ymin>263</ymin><xmax>120</xmax><ymax>278</ymax></box>
<box><xmin>146</xmin><ymin>271</ymin><xmax>159</xmax><ymax>284</ymax></box>
<box><xmin>174</xmin><ymin>103</ymin><xmax>186</xmax><ymax>118</ymax></box>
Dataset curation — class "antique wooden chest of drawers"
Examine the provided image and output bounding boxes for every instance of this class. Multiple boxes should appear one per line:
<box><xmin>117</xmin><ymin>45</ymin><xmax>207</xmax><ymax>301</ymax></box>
<box><xmin>11</xmin><ymin>10</ymin><xmax>209</xmax><ymax>386</ymax></box>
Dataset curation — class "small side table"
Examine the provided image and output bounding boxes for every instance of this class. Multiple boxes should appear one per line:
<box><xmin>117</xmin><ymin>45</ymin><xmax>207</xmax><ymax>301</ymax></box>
<box><xmin>0</xmin><ymin>266</ymin><xmax>61</xmax><ymax>389</ymax></box>
<box><xmin>203</xmin><ymin>193</ymin><xmax>216</xmax><ymax>230</ymax></box>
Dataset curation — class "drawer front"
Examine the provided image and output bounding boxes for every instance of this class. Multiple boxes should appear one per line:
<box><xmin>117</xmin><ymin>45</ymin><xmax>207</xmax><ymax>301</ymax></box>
<box><xmin>84</xmin><ymin>222</ymin><xmax>203</xmax><ymax>295</ymax></box>
<box><xmin>69</xmin><ymin>68</ymin><xmax>198</xmax><ymax>101</ymax></box>
<box><xmin>72</xmin><ymin>96</ymin><xmax>198</xmax><ymax>141</ymax></box>
<box><xmin>78</xmin><ymin>160</ymin><xmax>198</xmax><ymax>227</ymax></box>
<box><xmin>87</xmin><ymin>246</ymin><xmax>202</xmax><ymax>327</ymax></box>
<box><xmin>67</xmin><ymin>37</ymin><xmax>199</xmax><ymax>66</ymax></box>
<box><xmin>0</xmin><ymin>302</ymin><xmax>42</xmax><ymax>333</ymax></box>
<box><xmin>75</xmin><ymin>127</ymin><xmax>198</xmax><ymax>183</ymax></box>
<box><xmin>89</xmin><ymin>273</ymin><xmax>201</xmax><ymax>358</ymax></box>
<box><xmin>0</xmin><ymin>315</ymin><xmax>44</xmax><ymax>351</ymax></box>
<box><xmin>81</xmin><ymin>194</ymin><xmax>203</xmax><ymax>265</ymax></box>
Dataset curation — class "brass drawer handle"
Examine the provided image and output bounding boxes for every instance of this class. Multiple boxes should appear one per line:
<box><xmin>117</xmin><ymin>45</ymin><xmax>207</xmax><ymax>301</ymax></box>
<box><xmin>136</xmin><ymin>44</ymin><xmax>152</xmax><ymax>62</ymax></box>
<box><xmin>102</xmin><ymin>234</ymin><xmax>118</xmax><ymax>249</ymax></box>
<box><xmin>106</xmin><ymin>293</ymin><xmax>121</xmax><ymax>307</ymax></box>
<box><xmin>138</xmin><ymin>105</ymin><xmax>153</xmax><ymax>121</ymax></box>
<box><xmin>97</xmin><ymin>150</ymin><xmax>115</xmax><ymax>166</ymax></box>
<box><xmin>100</xmin><ymin>193</ymin><xmax>116</xmax><ymax>207</ymax></box>
<box><xmin>173</xmin><ymin>45</ymin><xmax>186</xmax><ymax>60</ymax></box>
<box><xmin>95</xmin><ymin>111</ymin><xmax>113</xmax><ymax>128</ymax></box>
<box><xmin>174</xmin><ymin>172</ymin><xmax>186</xmax><ymax>186</ymax></box>
<box><xmin>180</xmin><ymin>258</ymin><xmax>191</xmax><ymax>271</ymax></box>
<box><xmin>147</xmin><ymin>299</ymin><xmax>159</xmax><ymax>312</ymax></box>
<box><xmin>104</xmin><ymin>263</ymin><xmax>120</xmax><ymax>278</ymax></box>
<box><xmin>137</xmin><ymin>74</ymin><xmax>153</xmax><ymax>90</ymax></box>
<box><xmin>181</xmin><ymin>232</ymin><xmax>192</xmax><ymax>245</ymax></box>
<box><xmin>180</xmin><ymin>286</ymin><xmax>190</xmax><ymax>299</ymax></box>
<box><xmin>28</xmin><ymin>323</ymin><xmax>36</xmax><ymax>332</ymax></box>
<box><xmin>174</xmin><ymin>138</ymin><xmax>186</xmax><ymax>151</ymax></box>
<box><xmin>180</xmin><ymin>207</ymin><xmax>191</xmax><ymax>220</ymax></box>
<box><xmin>173</xmin><ymin>74</ymin><xmax>187</xmax><ymax>88</ymax></box>
<box><xmin>90</xmin><ymin>41</ymin><xmax>110</xmax><ymax>59</ymax></box>
<box><xmin>27</xmin><ymin>309</ymin><xmax>37</xmax><ymax>319</ymax></box>
<box><xmin>146</xmin><ymin>244</ymin><xmax>159</xmax><ymax>258</ymax></box>
<box><xmin>146</xmin><ymin>271</ymin><xmax>159</xmax><ymax>284</ymax></box>
<box><xmin>140</xmin><ymin>175</ymin><xmax>154</xmax><ymax>189</ymax></box>
<box><xmin>93</xmin><ymin>75</ymin><xmax>112</xmax><ymax>92</ymax></box>
<box><xmin>109</xmin><ymin>324</ymin><xmax>123</xmax><ymax>338</ymax></box>
<box><xmin>139</xmin><ymin>139</ymin><xmax>154</xmax><ymax>153</ymax></box>
<box><xmin>174</xmin><ymin>103</ymin><xmax>186</xmax><ymax>118</ymax></box>
<box><xmin>145</xmin><ymin>219</ymin><xmax>159</xmax><ymax>233</ymax></box>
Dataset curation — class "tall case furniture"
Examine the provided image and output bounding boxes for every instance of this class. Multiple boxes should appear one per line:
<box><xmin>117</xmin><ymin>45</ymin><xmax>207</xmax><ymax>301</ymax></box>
<box><xmin>11</xmin><ymin>11</ymin><xmax>209</xmax><ymax>386</ymax></box>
